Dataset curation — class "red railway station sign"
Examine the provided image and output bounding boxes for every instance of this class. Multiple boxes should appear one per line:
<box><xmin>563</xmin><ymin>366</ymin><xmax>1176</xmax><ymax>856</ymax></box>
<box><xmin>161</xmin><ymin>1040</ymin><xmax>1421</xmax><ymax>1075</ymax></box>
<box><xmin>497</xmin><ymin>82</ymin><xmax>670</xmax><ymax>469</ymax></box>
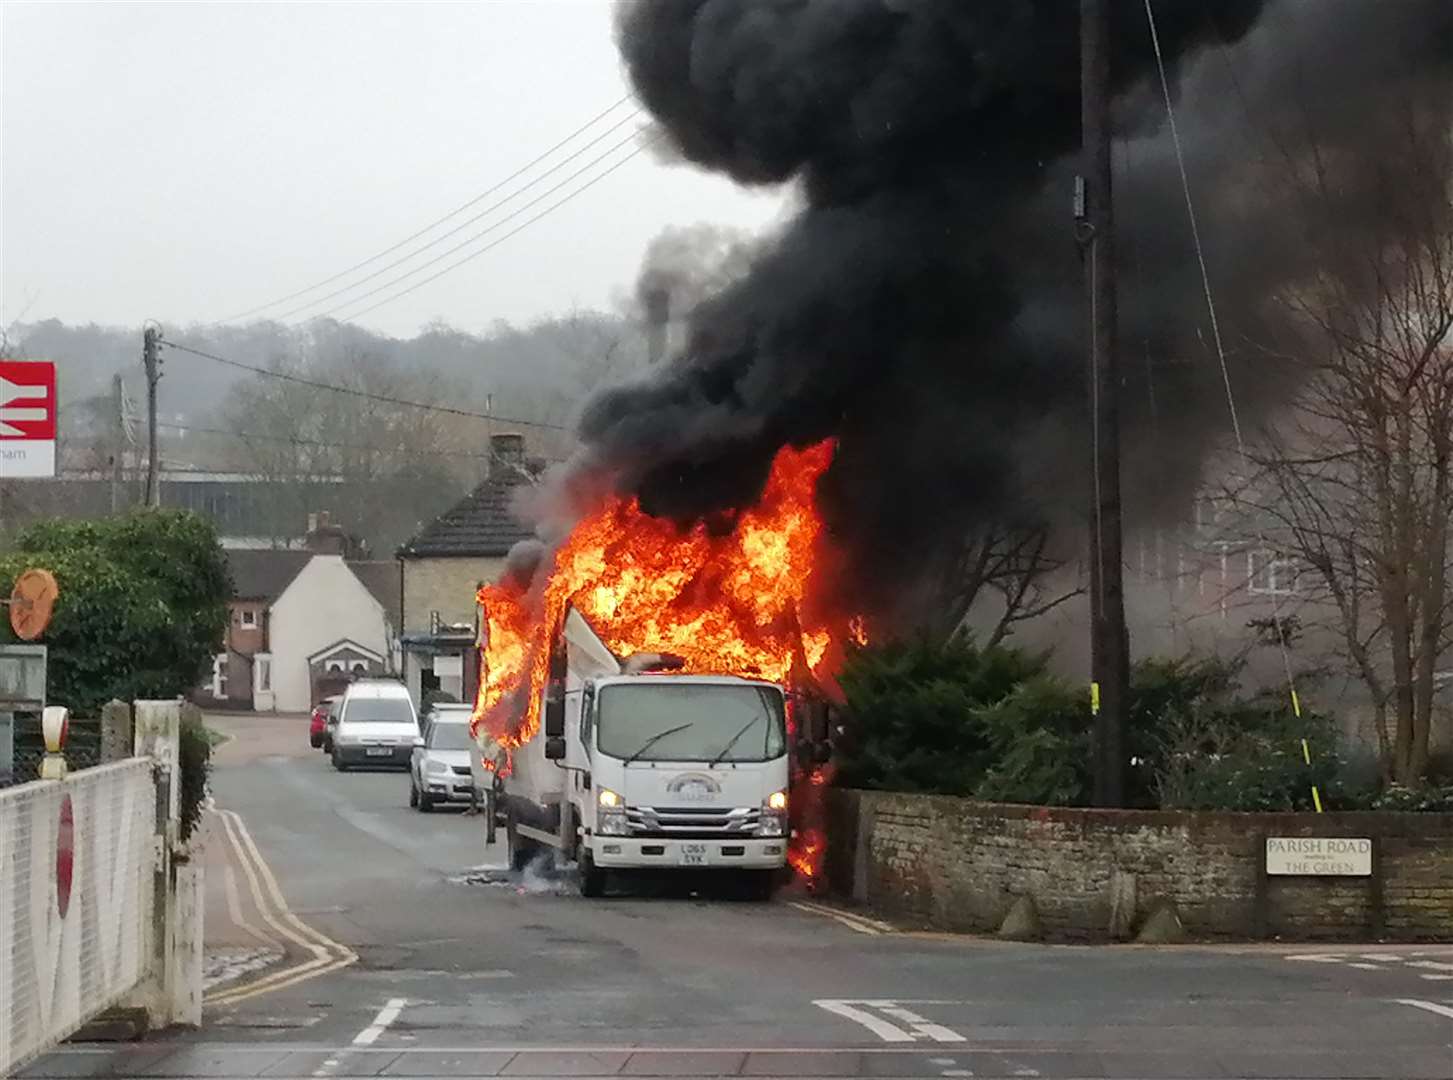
<box><xmin>0</xmin><ymin>360</ymin><xmax>58</xmax><ymax>479</ymax></box>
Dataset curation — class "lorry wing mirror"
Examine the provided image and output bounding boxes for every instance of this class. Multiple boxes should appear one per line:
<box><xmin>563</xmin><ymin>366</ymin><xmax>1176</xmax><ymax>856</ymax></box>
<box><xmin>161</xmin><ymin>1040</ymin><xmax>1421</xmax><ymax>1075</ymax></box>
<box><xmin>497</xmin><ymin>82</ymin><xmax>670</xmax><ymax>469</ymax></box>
<box><xmin>543</xmin><ymin>688</ymin><xmax>566</xmax><ymax>738</ymax></box>
<box><xmin>544</xmin><ymin>736</ymin><xmax>567</xmax><ymax>761</ymax></box>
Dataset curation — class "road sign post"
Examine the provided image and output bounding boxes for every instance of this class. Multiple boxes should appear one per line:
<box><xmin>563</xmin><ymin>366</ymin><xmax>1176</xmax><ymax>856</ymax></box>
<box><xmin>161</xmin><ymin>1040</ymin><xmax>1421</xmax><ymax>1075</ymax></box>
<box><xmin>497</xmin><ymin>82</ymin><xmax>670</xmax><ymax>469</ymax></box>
<box><xmin>0</xmin><ymin>360</ymin><xmax>58</xmax><ymax>479</ymax></box>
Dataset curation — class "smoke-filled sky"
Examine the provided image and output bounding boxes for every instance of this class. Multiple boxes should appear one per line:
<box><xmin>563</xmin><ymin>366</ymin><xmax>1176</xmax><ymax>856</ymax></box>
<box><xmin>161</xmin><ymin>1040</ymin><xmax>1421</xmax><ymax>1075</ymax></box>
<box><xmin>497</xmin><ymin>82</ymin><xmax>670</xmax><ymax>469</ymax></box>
<box><xmin>566</xmin><ymin>0</ymin><xmax>1453</xmax><ymax>632</ymax></box>
<box><xmin>0</xmin><ymin>2</ymin><xmax>786</xmax><ymax>338</ymax></box>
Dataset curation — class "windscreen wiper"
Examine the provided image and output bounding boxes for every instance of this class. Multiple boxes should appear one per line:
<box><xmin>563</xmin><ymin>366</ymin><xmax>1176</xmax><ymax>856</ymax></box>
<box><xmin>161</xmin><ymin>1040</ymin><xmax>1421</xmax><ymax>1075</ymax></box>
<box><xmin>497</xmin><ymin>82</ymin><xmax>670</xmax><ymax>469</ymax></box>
<box><xmin>623</xmin><ymin>722</ymin><xmax>694</xmax><ymax>765</ymax></box>
<box><xmin>708</xmin><ymin>714</ymin><xmax>763</xmax><ymax>768</ymax></box>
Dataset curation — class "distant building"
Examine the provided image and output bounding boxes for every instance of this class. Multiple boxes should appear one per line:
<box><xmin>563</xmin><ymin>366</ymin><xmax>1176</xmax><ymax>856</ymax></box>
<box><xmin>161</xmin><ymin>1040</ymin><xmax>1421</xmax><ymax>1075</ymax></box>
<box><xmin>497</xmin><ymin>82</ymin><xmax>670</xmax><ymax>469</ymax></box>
<box><xmin>199</xmin><ymin>513</ymin><xmax>401</xmax><ymax>712</ymax></box>
<box><xmin>395</xmin><ymin>434</ymin><xmax>537</xmax><ymax>708</ymax></box>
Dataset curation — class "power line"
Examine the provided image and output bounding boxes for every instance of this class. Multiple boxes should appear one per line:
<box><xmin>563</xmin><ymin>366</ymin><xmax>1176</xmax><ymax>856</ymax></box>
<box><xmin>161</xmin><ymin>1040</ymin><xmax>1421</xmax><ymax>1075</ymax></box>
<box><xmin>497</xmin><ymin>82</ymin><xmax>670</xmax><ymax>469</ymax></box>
<box><xmin>328</xmin><ymin>132</ymin><xmax>659</xmax><ymax>325</ymax></box>
<box><xmin>156</xmin><ymin>420</ymin><xmax>561</xmax><ymax>465</ymax></box>
<box><xmin>213</xmin><ymin>95</ymin><xmax>635</xmax><ymax>325</ymax></box>
<box><xmin>160</xmin><ymin>339</ymin><xmax>569</xmax><ymax>431</ymax></box>
<box><xmin>273</xmin><ymin>110</ymin><xmax>643</xmax><ymax>323</ymax></box>
<box><xmin>308</xmin><ymin>127</ymin><xmax>656</xmax><ymax>325</ymax></box>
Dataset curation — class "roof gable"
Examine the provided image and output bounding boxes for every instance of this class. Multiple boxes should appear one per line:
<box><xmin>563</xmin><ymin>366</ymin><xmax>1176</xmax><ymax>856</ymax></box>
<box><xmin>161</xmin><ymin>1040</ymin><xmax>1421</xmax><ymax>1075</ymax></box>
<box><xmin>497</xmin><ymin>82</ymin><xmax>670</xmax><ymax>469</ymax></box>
<box><xmin>347</xmin><ymin>560</ymin><xmax>400</xmax><ymax>624</ymax></box>
<box><xmin>399</xmin><ymin>474</ymin><xmax>534</xmax><ymax>559</ymax></box>
<box><xmin>226</xmin><ymin>549</ymin><xmax>313</xmax><ymax>602</ymax></box>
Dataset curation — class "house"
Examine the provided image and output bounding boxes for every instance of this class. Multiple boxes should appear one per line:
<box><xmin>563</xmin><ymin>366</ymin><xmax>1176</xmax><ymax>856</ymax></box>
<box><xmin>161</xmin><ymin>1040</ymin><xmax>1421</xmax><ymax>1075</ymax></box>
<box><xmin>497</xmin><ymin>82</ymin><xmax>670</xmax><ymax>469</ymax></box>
<box><xmin>200</xmin><ymin>513</ymin><xmax>403</xmax><ymax>713</ymax></box>
<box><xmin>396</xmin><ymin>434</ymin><xmax>537</xmax><ymax>708</ymax></box>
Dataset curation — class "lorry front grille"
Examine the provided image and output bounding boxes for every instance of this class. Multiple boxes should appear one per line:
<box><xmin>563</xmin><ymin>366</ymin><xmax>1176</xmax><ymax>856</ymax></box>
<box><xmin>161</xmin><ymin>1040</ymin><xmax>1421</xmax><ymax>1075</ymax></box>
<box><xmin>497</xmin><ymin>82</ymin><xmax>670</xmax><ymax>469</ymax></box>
<box><xmin>625</xmin><ymin>805</ymin><xmax>760</xmax><ymax>838</ymax></box>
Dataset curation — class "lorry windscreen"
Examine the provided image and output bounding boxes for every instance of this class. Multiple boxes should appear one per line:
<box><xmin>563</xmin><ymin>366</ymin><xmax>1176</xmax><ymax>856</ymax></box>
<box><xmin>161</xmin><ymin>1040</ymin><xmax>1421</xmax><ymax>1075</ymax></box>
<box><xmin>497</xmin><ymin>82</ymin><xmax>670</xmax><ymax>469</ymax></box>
<box><xmin>596</xmin><ymin>683</ymin><xmax>786</xmax><ymax>763</ymax></box>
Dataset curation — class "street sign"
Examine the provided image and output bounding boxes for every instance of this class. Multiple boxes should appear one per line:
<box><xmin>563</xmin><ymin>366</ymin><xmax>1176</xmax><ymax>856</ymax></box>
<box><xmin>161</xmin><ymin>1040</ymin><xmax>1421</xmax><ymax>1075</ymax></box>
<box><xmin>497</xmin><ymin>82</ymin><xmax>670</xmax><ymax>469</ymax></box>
<box><xmin>1266</xmin><ymin>836</ymin><xmax>1372</xmax><ymax>876</ymax></box>
<box><xmin>0</xmin><ymin>360</ymin><xmax>58</xmax><ymax>478</ymax></box>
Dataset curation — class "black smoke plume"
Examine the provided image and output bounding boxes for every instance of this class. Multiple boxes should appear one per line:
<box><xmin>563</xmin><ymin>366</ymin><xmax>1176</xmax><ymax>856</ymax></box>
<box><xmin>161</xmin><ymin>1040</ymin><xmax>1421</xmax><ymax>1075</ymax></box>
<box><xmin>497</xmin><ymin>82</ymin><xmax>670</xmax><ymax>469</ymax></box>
<box><xmin>558</xmin><ymin>0</ymin><xmax>1453</xmax><ymax>632</ymax></box>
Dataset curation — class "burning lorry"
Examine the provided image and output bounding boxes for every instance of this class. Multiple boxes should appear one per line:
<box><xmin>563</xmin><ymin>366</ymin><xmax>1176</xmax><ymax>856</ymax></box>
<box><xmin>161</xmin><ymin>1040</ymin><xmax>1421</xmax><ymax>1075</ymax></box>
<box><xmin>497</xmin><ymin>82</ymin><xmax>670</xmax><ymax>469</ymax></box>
<box><xmin>484</xmin><ymin>605</ymin><xmax>833</xmax><ymax>899</ymax></box>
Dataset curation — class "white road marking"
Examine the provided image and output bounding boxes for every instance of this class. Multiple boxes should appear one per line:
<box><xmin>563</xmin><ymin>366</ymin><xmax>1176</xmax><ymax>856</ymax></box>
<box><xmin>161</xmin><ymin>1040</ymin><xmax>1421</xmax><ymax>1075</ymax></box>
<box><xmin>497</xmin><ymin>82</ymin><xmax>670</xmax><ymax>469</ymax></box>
<box><xmin>353</xmin><ymin>998</ymin><xmax>408</xmax><ymax>1046</ymax></box>
<box><xmin>813</xmin><ymin>1000</ymin><xmax>915</xmax><ymax>1042</ymax></box>
<box><xmin>814</xmin><ymin>999</ymin><xmax>967</xmax><ymax>1044</ymax></box>
<box><xmin>1408</xmin><ymin>960</ymin><xmax>1453</xmax><ymax>973</ymax></box>
<box><xmin>872</xmin><ymin>1002</ymin><xmax>967</xmax><ymax>1043</ymax></box>
<box><xmin>942</xmin><ymin>1071</ymin><xmax>973</xmax><ymax>1078</ymax></box>
<box><xmin>1348</xmin><ymin>962</ymin><xmax>1381</xmax><ymax>970</ymax></box>
<box><xmin>929</xmin><ymin>1058</ymin><xmax>956</xmax><ymax>1066</ymax></box>
<box><xmin>789</xmin><ymin>900</ymin><xmax>884</xmax><ymax>935</ymax></box>
<box><xmin>1395</xmin><ymin>999</ymin><xmax>1453</xmax><ymax>1021</ymax></box>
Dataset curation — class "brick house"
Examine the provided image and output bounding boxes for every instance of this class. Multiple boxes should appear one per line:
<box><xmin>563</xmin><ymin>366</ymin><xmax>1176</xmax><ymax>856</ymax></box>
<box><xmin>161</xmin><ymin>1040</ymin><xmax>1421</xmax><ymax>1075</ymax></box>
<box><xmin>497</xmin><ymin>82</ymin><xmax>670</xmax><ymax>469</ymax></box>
<box><xmin>396</xmin><ymin>434</ymin><xmax>536</xmax><ymax>708</ymax></box>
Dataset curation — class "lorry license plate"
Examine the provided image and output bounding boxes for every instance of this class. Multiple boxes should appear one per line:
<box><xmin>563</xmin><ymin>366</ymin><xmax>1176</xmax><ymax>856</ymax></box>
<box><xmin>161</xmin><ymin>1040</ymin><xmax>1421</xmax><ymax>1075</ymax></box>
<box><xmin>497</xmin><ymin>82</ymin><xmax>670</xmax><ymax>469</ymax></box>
<box><xmin>365</xmin><ymin>747</ymin><xmax>392</xmax><ymax>757</ymax></box>
<box><xmin>680</xmin><ymin>844</ymin><xmax>708</xmax><ymax>866</ymax></box>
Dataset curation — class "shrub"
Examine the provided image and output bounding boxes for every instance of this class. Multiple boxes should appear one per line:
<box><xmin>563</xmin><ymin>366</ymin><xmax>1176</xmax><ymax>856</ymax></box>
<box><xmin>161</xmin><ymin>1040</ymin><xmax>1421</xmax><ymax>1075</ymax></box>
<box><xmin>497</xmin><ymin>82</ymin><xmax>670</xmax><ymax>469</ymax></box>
<box><xmin>177</xmin><ymin>709</ymin><xmax>214</xmax><ymax>846</ymax></box>
<box><xmin>0</xmin><ymin>511</ymin><xmax>230</xmax><ymax>715</ymax></box>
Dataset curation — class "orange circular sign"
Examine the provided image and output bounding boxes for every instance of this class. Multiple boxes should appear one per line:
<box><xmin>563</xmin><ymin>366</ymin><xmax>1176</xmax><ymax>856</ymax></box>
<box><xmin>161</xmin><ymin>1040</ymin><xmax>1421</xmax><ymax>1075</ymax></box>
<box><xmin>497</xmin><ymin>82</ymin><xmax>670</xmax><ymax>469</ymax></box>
<box><xmin>9</xmin><ymin>568</ymin><xmax>58</xmax><ymax>641</ymax></box>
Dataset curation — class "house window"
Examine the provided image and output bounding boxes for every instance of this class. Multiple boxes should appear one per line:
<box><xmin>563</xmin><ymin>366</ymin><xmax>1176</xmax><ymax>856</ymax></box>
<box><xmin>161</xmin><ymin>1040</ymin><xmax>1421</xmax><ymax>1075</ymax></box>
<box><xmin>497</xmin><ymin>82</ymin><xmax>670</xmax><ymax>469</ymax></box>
<box><xmin>1248</xmin><ymin>550</ymin><xmax>1298</xmax><ymax>596</ymax></box>
<box><xmin>326</xmin><ymin>660</ymin><xmax>345</xmax><ymax>673</ymax></box>
<box><xmin>241</xmin><ymin>609</ymin><xmax>257</xmax><ymax>628</ymax></box>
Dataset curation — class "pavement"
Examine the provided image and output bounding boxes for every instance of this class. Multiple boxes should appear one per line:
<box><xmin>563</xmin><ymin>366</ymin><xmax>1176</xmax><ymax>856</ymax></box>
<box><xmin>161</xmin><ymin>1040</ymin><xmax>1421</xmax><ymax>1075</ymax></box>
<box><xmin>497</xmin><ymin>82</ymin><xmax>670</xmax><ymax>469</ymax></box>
<box><xmin>20</xmin><ymin>713</ymin><xmax>1453</xmax><ymax>1080</ymax></box>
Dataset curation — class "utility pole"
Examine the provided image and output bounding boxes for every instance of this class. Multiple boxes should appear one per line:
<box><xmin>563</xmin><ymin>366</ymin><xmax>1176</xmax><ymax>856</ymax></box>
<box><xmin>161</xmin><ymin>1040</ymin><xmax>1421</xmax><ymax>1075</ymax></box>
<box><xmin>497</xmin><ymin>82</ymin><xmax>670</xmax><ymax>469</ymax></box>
<box><xmin>111</xmin><ymin>373</ymin><xmax>125</xmax><ymax>513</ymax></box>
<box><xmin>142</xmin><ymin>326</ymin><xmax>161</xmax><ymax>508</ymax></box>
<box><xmin>1080</xmin><ymin>0</ymin><xmax>1130</xmax><ymax>807</ymax></box>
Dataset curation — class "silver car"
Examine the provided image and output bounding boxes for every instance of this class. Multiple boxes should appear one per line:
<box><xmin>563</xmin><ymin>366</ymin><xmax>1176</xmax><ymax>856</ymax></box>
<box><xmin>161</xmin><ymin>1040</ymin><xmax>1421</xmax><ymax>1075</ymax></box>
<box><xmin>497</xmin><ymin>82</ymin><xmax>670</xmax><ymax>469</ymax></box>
<box><xmin>409</xmin><ymin>713</ymin><xmax>476</xmax><ymax>811</ymax></box>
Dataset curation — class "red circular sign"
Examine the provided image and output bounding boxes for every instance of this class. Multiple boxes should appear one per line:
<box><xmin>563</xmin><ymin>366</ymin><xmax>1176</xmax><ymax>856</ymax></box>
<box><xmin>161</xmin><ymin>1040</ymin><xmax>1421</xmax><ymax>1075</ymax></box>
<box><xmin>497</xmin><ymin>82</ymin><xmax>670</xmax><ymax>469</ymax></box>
<box><xmin>57</xmin><ymin>795</ymin><xmax>74</xmax><ymax>919</ymax></box>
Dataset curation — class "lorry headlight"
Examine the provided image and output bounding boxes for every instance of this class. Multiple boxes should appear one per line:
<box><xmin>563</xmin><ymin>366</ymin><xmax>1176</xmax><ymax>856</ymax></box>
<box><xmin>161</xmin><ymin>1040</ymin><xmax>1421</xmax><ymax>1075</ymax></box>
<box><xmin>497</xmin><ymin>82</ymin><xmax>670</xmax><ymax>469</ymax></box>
<box><xmin>759</xmin><ymin>791</ymin><xmax>788</xmax><ymax>836</ymax></box>
<box><xmin>597</xmin><ymin>809</ymin><xmax>630</xmax><ymax>836</ymax></box>
<box><xmin>597</xmin><ymin>788</ymin><xmax>622</xmax><ymax>808</ymax></box>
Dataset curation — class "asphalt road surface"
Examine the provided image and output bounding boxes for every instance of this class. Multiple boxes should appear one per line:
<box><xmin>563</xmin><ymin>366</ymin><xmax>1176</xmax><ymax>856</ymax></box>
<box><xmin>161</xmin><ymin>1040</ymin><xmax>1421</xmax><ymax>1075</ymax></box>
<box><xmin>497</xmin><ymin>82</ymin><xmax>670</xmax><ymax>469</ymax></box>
<box><xmin>22</xmin><ymin>714</ymin><xmax>1453</xmax><ymax>1080</ymax></box>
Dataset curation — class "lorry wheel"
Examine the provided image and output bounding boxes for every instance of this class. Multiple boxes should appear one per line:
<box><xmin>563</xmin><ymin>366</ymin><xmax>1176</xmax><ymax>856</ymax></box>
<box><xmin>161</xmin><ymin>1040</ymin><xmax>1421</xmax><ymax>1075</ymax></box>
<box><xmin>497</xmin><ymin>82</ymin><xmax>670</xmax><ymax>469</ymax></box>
<box><xmin>578</xmin><ymin>851</ymin><xmax>607</xmax><ymax>898</ymax></box>
<box><xmin>505</xmin><ymin>810</ymin><xmax>534</xmax><ymax>872</ymax></box>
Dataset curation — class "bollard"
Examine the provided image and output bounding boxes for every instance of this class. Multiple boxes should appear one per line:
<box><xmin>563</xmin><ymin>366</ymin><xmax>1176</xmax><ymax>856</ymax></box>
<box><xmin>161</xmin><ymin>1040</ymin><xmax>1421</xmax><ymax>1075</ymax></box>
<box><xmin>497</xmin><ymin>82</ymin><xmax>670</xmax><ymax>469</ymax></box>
<box><xmin>39</xmin><ymin>705</ymin><xmax>69</xmax><ymax>780</ymax></box>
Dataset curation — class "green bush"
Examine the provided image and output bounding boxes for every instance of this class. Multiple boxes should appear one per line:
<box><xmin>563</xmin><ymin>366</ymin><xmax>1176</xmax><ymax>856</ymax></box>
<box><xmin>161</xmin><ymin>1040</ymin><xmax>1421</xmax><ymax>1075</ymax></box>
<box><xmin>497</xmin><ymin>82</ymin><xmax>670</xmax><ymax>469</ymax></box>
<box><xmin>0</xmin><ymin>511</ymin><xmax>230</xmax><ymax>715</ymax></box>
<box><xmin>178</xmin><ymin>710</ymin><xmax>214</xmax><ymax>846</ymax></box>
<box><xmin>1363</xmin><ymin>782</ymin><xmax>1453</xmax><ymax>812</ymax></box>
<box><xmin>834</xmin><ymin>638</ymin><xmax>1354</xmax><ymax>812</ymax></box>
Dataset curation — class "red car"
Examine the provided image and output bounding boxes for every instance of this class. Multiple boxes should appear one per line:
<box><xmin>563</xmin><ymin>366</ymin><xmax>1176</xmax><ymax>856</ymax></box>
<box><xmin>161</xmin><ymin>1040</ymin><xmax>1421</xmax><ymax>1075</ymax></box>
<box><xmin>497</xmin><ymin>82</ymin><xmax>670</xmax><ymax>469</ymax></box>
<box><xmin>309</xmin><ymin>696</ymin><xmax>339</xmax><ymax>749</ymax></box>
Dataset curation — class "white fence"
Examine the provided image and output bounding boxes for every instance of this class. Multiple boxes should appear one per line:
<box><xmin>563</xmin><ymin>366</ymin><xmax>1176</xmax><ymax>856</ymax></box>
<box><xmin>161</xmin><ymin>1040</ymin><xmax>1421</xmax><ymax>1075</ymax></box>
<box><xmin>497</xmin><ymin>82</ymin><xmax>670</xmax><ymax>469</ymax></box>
<box><xmin>0</xmin><ymin>760</ymin><xmax>156</xmax><ymax>1076</ymax></box>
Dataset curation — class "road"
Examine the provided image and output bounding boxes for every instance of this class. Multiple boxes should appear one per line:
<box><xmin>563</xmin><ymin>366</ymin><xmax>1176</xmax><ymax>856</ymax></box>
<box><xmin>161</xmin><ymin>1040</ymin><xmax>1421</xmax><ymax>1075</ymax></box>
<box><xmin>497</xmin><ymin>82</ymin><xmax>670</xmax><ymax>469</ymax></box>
<box><xmin>21</xmin><ymin>714</ymin><xmax>1453</xmax><ymax>1079</ymax></box>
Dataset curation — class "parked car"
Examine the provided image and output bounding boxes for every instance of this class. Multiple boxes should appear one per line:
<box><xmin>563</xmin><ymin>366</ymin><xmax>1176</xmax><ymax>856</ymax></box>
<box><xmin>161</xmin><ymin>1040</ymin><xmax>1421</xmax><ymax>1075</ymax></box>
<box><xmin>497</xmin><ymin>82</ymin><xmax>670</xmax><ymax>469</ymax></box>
<box><xmin>309</xmin><ymin>696</ymin><xmax>340</xmax><ymax>749</ymax></box>
<box><xmin>330</xmin><ymin>680</ymin><xmax>419</xmax><ymax>772</ymax></box>
<box><xmin>409</xmin><ymin>709</ymin><xmax>476</xmax><ymax>811</ymax></box>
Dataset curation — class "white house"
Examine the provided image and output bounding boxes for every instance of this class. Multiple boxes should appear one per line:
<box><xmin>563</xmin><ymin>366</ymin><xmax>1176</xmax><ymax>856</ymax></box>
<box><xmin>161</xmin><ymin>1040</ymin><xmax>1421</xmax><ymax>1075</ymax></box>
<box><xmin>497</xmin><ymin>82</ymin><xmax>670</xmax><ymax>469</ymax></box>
<box><xmin>266</xmin><ymin>554</ymin><xmax>395</xmax><ymax>713</ymax></box>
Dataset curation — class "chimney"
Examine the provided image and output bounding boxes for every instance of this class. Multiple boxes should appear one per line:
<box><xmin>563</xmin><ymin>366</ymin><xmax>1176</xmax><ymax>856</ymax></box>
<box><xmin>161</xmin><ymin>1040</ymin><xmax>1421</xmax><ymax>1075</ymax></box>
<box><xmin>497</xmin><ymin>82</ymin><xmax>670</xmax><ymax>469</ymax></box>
<box><xmin>490</xmin><ymin>433</ymin><xmax>526</xmax><ymax>479</ymax></box>
<box><xmin>644</xmin><ymin>286</ymin><xmax>670</xmax><ymax>365</ymax></box>
<box><xmin>305</xmin><ymin>510</ymin><xmax>348</xmax><ymax>555</ymax></box>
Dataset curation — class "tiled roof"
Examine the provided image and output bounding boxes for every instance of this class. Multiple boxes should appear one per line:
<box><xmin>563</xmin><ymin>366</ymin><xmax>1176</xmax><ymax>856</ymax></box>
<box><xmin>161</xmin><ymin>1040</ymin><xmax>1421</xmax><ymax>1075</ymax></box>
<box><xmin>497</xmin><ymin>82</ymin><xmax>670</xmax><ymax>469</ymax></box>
<box><xmin>347</xmin><ymin>560</ymin><xmax>401</xmax><ymax>626</ymax></box>
<box><xmin>226</xmin><ymin>549</ymin><xmax>312</xmax><ymax>601</ymax></box>
<box><xmin>398</xmin><ymin>475</ymin><xmax>535</xmax><ymax>559</ymax></box>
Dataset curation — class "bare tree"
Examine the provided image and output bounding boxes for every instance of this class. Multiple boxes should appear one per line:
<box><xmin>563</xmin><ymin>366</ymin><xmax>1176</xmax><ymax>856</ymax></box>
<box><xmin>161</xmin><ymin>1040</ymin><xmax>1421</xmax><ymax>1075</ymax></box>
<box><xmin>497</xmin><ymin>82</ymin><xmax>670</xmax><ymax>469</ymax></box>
<box><xmin>1236</xmin><ymin>103</ymin><xmax>1453</xmax><ymax>784</ymax></box>
<box><xmin>935</xmin><ymin>525</ymin><xmax>1081</xmax><ymax>649</ymax></box>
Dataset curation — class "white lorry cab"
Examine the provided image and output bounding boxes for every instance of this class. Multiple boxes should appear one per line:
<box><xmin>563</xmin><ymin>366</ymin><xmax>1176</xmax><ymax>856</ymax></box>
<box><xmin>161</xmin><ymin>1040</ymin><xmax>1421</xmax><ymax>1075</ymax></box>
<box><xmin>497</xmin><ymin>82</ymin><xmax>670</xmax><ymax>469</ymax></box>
<box><xmin>492</xmin><ymin>606</ymin><xmax>830</xmax><ymax>899</ymax></box>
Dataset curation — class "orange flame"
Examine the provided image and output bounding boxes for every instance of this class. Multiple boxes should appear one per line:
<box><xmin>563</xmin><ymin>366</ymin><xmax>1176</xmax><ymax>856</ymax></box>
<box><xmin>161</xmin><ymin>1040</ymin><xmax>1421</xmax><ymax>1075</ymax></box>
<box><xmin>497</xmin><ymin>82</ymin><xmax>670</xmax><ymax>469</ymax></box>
<box><xmin>471</xmin><ymin>439</ymin><xmax>857</xmax><ymax>883</ymax></box>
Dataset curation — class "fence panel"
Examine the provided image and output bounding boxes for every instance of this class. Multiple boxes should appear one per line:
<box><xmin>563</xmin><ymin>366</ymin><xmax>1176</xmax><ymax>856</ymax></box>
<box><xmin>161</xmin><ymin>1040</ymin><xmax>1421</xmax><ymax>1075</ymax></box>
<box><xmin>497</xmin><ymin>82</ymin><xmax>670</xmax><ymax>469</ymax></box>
<box><xmin>0</xmin><ymin>760</ymin><xmax>156</xmax><ymax>1075</ymax></box>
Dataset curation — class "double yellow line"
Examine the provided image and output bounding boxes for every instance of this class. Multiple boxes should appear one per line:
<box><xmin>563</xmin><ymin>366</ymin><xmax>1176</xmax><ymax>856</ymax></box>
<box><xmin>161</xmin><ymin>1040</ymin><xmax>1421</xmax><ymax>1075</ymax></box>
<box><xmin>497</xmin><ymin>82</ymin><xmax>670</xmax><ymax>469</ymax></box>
<box><xmin>206</xmin><ymin>808</ymin><xmax>357</xmax><ymax>1007</ymax></box>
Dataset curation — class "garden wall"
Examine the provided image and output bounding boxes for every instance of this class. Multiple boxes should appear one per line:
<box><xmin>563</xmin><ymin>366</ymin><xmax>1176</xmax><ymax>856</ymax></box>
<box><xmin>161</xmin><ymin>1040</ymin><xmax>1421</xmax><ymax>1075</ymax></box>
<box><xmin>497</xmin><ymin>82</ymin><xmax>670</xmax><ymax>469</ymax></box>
<box><xmin>825</xmin><ymin>789</ymin><xmax>1453</xmax><ymax>941</ymax></box>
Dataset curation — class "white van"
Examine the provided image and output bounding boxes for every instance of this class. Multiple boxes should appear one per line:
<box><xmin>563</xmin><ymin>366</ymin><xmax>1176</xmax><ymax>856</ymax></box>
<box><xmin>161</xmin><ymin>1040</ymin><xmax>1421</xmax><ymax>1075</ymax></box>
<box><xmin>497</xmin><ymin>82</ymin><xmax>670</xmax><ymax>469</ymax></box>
<box><xmin>329</xmin><ymin>679</ymin><xmax>419</xmax><ymax>771</ymax></box>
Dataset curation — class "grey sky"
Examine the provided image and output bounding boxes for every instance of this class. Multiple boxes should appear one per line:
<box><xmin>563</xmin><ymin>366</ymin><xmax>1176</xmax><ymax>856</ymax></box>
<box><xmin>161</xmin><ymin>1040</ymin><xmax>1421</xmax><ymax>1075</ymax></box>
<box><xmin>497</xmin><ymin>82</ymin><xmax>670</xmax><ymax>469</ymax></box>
<box><xmin>1</xmin><ymin>1</ymin><xmax>789</xmax><ymax>338</ymax></box>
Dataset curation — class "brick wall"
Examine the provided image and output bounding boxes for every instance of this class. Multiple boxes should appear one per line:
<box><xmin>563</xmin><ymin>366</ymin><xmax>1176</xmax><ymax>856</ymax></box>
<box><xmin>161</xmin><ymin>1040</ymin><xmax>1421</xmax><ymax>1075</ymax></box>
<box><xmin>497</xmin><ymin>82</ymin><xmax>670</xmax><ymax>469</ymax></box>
<box><xmin>826</xmin><ymin>789</ymin><xmax>1453</xmax><ymax>941</ymax></box>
